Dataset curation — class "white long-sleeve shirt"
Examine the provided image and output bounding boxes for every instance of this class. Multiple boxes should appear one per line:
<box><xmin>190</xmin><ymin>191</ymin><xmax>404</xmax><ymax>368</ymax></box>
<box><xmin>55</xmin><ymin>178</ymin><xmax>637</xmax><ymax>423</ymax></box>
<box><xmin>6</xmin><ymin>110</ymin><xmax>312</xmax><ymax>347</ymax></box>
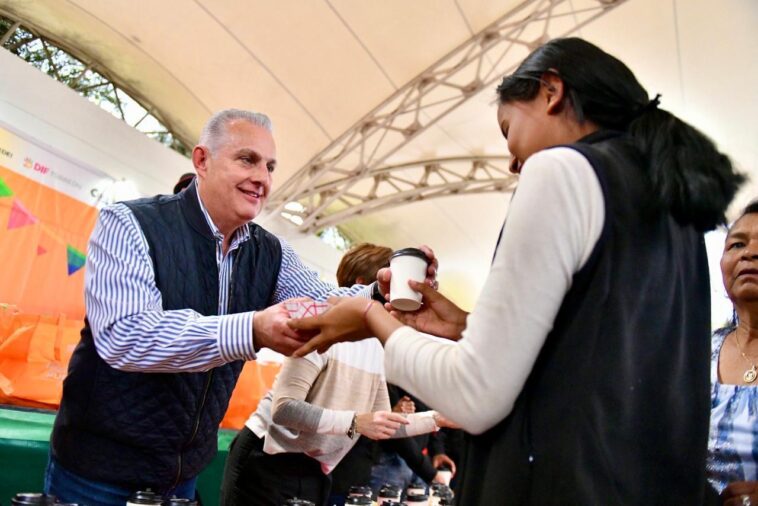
<box><xmin>384</xmin><ymin>147</ymin><xmax>605</xmax><ymax>434</ymax></box>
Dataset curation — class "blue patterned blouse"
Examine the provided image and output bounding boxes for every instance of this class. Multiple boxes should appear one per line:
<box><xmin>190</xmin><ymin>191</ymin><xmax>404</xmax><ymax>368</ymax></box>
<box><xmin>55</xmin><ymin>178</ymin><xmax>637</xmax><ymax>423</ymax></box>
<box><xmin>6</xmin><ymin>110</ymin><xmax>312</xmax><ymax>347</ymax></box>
<box><xmin>707</xmin><ymin>326</ymin><xmax>758</xmax><ymax>492</ymax></box>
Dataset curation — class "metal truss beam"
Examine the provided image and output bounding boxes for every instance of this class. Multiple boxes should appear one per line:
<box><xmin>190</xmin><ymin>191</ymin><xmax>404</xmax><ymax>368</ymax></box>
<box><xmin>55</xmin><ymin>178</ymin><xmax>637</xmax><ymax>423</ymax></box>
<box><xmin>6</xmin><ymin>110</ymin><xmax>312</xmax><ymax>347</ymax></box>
<box><xmin>280</xmin><ymin>155</ymin><xmax>516</xmax><ymax>232</ymax></box>
<box><xmin>267</xmin><ymin>0</ymin><xmax>628</xmax><ymax>232</ymax></box>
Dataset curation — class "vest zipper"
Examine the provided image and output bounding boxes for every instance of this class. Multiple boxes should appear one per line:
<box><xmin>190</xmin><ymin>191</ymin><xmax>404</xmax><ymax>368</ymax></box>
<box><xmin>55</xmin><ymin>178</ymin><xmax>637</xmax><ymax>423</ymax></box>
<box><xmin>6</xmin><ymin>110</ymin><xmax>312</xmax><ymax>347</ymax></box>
<box><xmin>228</xmin><ymin>253</ymin><xmax>237</xmax><ymax>312</ymax></box>
<box><xmin>172</xmin><ymin>369</ymin><xmax>214</xmax><ymax>489</ymax></box>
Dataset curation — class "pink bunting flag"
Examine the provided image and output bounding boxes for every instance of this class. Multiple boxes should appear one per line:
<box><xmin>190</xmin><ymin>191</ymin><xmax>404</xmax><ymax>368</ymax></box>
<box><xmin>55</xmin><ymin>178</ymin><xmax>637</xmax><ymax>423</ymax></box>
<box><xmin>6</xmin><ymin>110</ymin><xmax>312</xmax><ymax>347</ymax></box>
<box><xmin>7</xmin><ymin>199</ymin><xmax>38</xmax><ymax>229</ymax></box>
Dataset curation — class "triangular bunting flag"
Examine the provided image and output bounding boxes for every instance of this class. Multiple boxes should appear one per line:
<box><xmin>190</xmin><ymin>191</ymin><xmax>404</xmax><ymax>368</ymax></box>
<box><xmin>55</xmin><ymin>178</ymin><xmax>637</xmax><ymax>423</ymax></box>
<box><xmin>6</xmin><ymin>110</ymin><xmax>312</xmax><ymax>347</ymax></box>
<box><xmin>0</xmin><ymin>177</ymin><xmax>12</xmax><ymax>197</ymax></box>
<box><xmin>37</xmin><ymin>245</ymin><xmax>47</xmax><ymax>255</ymax></box>
<box><xmin>66</xmin><ymin>245</ymin><xmax>86</xmax><ymax>276</ymax></box>
<box><xmin>8</xmin><ymin>199</ymin><xmax>38</xmax><ymax>229</ymax></box>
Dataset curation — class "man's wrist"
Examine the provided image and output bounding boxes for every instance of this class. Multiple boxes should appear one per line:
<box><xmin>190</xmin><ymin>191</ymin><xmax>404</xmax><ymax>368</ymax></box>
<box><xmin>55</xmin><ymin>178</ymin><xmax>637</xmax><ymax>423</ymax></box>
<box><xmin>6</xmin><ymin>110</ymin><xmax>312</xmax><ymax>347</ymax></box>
<box><xmin>219</xmin><ymin>312</ymin><xmax>257</xmax><ymax>362</ymax></box>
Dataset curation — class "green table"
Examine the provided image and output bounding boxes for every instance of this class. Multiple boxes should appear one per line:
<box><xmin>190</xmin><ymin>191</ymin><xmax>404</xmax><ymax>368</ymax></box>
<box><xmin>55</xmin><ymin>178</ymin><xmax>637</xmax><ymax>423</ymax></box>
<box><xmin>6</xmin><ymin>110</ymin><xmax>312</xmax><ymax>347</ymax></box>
<box><xmin>0</xmin><ymin>406</ymin><xmax>236</xmax><ymax>506</ymax></box>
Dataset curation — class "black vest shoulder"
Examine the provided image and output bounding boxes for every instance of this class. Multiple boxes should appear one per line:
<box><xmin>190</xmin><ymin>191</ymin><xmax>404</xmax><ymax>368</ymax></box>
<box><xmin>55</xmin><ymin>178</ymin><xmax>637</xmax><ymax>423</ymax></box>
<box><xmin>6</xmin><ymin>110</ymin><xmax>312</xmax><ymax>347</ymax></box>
<box><xmin>52</xmin><ymin>182</ymin><xmax>282</xmax><ymax>490</ymax></box>
<box><xmin>456</xmin><ymin>132</ymin><xmax>712</xmax><ymax>505</ymax></box>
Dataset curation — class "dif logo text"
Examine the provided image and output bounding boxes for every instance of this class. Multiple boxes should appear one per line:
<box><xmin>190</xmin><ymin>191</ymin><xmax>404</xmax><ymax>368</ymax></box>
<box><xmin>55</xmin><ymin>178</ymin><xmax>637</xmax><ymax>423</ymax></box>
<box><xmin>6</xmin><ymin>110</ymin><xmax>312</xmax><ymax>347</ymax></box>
<box><xmin>24</xmin><ymin>157</ymin><xmax>51</xmax><ymax>175</ymax></box>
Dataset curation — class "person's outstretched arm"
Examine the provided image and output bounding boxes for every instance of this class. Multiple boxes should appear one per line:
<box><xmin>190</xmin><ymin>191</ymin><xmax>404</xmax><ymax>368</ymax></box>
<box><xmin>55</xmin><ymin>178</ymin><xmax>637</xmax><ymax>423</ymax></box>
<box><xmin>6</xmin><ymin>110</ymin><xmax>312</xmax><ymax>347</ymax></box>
<box><xmin>292</xmin><ymin>148</ymin><xmax>604</xmax><ymax>434</ymax></box>
<box><xmin>87</xmin><ymin>204</ymin><xmax>261</xmax><ymax>372</ymax></box>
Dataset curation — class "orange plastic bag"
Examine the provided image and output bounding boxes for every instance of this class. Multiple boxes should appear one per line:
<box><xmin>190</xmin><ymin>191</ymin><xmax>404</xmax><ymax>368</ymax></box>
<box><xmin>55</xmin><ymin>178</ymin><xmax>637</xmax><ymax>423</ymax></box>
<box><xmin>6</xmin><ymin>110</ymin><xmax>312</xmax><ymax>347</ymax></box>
<box><xmin>0</xmin><ymin>304</ymin><xmax>81</xmax><ymax>408</ymax></box>
<box><xmin>0</xmin><ymin>303</ymin><xmax>280</xmax><ymax>427</ymax></box>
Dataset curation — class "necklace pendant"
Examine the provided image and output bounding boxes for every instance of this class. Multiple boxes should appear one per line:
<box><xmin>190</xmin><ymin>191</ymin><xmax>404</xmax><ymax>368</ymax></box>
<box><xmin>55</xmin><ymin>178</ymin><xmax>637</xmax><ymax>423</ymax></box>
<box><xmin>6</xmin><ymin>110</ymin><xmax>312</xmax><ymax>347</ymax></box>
<box><xmin>745</xmin><ymin>366</ymin><xmax>758</xmax><ymax>384</ymax></box>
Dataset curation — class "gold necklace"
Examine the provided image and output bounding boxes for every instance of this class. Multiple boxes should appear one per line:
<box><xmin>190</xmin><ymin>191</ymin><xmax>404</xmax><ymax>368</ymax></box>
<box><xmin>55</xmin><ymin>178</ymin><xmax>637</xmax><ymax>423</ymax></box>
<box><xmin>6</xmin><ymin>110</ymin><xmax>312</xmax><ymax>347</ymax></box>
<box><xmin>734</xmin><ymin>331</ymin><xmax>758</xmax><ymax>383</ymax></box>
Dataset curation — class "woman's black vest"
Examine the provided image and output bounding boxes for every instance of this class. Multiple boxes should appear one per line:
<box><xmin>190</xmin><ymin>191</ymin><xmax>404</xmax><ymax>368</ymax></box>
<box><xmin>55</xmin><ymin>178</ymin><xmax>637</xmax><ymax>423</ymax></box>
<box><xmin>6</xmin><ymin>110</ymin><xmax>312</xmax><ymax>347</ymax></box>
<box><xmin>456</xmin><ymin>131</ymin><xmax>712</xmax><ymax>505</ymax></box>
<box><xmin>51</xmin><ymin>182</ymin><xmax>282</xmax><ymax>490</ymax></box>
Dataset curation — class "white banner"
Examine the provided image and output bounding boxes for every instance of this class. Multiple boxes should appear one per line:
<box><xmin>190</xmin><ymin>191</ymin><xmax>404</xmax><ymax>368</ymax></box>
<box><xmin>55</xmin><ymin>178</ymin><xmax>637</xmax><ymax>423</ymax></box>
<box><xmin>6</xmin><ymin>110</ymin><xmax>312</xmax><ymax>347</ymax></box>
<box><xmin>0</xmin><ymin>121</ymin><xmax>116</xmax><ymax>207</ymax></box>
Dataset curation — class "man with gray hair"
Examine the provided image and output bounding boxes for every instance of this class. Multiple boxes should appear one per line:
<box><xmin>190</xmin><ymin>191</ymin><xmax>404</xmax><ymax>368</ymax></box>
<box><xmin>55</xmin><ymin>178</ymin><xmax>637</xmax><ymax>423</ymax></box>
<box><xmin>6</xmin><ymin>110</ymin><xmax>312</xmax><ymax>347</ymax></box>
<box><xmin>45</xmin><ymin>109</ymin><xmax>391</xmax><ymax>505</ymax></box>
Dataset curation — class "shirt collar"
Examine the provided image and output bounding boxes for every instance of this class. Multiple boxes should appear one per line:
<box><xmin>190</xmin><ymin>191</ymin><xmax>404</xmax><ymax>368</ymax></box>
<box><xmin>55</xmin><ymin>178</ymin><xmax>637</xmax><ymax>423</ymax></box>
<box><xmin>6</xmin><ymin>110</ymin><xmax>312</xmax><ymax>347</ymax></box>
<box><xmin>195</xmin><ymin>186</ymin><xmax>251</xmax><ymax>245</ymax></box>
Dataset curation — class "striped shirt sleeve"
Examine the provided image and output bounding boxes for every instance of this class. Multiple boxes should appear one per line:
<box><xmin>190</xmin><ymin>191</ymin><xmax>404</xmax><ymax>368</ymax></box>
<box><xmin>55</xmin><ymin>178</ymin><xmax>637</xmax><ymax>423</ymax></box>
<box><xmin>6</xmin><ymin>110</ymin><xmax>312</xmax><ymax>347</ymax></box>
<box><xmin>271</xmin><ymin>238</ymin><xmax>372</xmax><ymax>302</ymax></box>
<box><xmin>85</xmin><ymin>204</ymin><xmax>256</xmax><ymax>373</ymax></box>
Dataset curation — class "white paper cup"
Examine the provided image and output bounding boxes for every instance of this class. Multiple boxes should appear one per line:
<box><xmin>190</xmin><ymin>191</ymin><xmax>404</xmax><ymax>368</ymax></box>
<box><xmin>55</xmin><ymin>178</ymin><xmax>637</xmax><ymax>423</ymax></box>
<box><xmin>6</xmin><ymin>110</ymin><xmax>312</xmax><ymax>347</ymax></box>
<box><xmin>390</xmin><ymin>248</ymin><xmax>430</xmax><ymax>311</ymax></box>
<box><xmin>436</xmin><ymin>469</ymin><xmax>452</xmax><ymax>486</ymax></box>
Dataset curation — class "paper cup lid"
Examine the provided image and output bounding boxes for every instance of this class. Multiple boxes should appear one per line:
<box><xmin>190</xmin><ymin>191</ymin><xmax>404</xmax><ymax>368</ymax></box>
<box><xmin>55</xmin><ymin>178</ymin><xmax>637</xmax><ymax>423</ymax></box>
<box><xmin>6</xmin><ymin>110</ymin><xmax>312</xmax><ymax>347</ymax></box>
<box><xmin>391</xmin><ymin>248</ymin><xmax>429</xmax><ymax>264</ymax></box>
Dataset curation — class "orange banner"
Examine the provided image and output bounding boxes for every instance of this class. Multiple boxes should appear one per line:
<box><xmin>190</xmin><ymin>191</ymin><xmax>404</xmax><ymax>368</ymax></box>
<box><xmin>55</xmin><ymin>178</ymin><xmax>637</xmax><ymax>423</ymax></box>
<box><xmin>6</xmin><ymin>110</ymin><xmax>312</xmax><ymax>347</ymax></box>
<box><xmin>0</xmin><ymin>165</ymin><xmax>94</xmax><ymax>319</ymax></box>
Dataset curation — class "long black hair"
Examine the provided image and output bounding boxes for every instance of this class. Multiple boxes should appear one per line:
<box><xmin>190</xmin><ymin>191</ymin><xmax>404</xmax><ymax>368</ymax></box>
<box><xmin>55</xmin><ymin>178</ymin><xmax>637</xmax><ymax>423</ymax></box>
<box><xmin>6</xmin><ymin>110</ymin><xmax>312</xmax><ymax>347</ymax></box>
<box><xmin>496</xmin><ymin>37</ymin><xmax>745</xmax><ymax>232</ymax></box>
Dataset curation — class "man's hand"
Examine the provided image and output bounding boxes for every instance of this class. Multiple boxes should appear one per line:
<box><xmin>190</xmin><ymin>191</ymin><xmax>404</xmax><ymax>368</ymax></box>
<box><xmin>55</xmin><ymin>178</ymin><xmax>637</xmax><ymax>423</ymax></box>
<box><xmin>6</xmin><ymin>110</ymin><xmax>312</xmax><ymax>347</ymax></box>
<box><xmin>432</xmin><ymin>454</ymin><xmax>457</xmax><ymax>477</ymax></box>
<box><xmin>252</xmin><ymin>299</ymin><xmax>313</xmax><ymax>356</ymax></box>
<box><xmin>356</xmin><ymin>411</ymin><xmax>409</xmax><ymax>440</ymax></box>
<box><xmin>377</xmin><ymin>244</ymin><xmax>439</xmax><ymax>300</ymax></box>
<box><xmin>722</xmin><ymin>481</ymin><xmax>758</xmax><ymax>506</ymax></box>
<box><xmin>389</xmin><ymin>280</ymin><xmax>468</xmax><ymax>341</ymax></box>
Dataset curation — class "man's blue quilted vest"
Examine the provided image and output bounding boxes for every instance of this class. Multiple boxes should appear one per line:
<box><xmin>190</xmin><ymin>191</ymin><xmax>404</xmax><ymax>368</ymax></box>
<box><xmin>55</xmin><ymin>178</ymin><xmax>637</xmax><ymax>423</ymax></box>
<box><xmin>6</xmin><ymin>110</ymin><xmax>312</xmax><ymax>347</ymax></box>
<box><xmin>51</xmin><ymin>182</ymin><xmax>282</xmax><ymax>490</ymax></box>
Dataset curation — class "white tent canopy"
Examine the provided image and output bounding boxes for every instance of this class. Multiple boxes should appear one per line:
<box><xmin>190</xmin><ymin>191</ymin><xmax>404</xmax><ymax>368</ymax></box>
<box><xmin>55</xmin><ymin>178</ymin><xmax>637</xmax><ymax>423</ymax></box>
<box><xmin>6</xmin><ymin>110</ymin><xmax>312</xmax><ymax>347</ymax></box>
<box><xmin>0</xmin><ymin>0</ymin><xmax>755</xmax><ymax>309</ymax></box>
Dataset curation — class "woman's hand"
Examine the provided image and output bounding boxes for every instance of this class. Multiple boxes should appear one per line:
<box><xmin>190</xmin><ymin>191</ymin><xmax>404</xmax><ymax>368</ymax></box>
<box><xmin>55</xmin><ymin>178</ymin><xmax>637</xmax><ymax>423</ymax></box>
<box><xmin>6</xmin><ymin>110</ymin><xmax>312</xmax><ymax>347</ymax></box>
<box><xmin>376</xmin><ymin>245</ymin><xmax>439</xmax><ymax>299</ymax></box>
<box><xmin>722</xmin><ymin>481</ymin><xmax>758</xmax><ymax>505</ymax></box>
<box><xmin>432</xmin><ymin>454</ymin><xmax>457</xmax><ymax>476</ymax></box>
<box><xmin>290</xmin><ymin>296</ymin><xmax>405</xmax><ymax>356</ymax></box>
<box><xmin>356</xmin><ymin>411</ymin><xmax>409</xmax><ymax>440</ymax></box>
<box><xmin>288</xmin><ymin>297</ymin><xmax>373</xmax><ymax>355</ymax></box>
<box><xmin>389</xmin><ymin>280</ymin><xmax>468</xmax><ymax>341</ymax></box>
<box><xmin>432</xmin><ymin>411</ymin><xmax>461</xmax><ymax>430</ymax></box>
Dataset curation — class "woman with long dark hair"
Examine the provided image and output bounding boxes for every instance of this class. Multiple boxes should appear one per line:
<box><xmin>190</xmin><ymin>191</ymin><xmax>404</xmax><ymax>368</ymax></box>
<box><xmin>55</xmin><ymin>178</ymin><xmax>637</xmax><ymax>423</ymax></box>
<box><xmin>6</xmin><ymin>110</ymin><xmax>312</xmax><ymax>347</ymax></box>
<box><xmin>291</xmin><ymin>37</ymin><xmax>744</xmax><ymax>504</ymax></box>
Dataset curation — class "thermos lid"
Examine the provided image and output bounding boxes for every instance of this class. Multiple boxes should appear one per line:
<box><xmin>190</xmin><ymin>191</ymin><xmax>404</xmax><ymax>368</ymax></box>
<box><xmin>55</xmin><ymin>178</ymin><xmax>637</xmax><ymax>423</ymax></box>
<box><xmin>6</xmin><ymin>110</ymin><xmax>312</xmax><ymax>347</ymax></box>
<box><xmin>127</xmin><ymin>490</ymin><xmax>162</xmax><ymax>505</ymax></box>
<box><xmin>347</xmin><ymin>485</ymin><xmax>372</xmax><ymax>496</ymax></box>
<box><xmin>164</xmin><ymin>498</ymin><xmax>198</xmax><ymax>506</ymax></box>
<box><xmin>10</xmin><ymin>493</ymin><xmax>56</xmax><ymax>505</ymax></box>
<box><xmin>345</xmin><ymin>498</ymin><xmax>371</xmax><ymax>505</ymax></box>
<box><xmin>378</xmin><ymin>483</ymin><xmax>401</xmax><ymax>493</ymax></box>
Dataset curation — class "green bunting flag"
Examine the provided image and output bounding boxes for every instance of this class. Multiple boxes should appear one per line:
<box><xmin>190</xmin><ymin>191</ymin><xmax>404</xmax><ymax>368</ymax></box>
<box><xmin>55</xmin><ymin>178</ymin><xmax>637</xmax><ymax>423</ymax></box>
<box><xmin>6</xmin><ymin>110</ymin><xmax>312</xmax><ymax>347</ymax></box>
<box><xmin>66</xmin><ymin>245</ymin><xmax>86</xmax><ymax>276</ymax></box>
<box><xmin>0</xmin><ymin>177</ymin><xmax>12</xmax><ymax>197</ymax></box>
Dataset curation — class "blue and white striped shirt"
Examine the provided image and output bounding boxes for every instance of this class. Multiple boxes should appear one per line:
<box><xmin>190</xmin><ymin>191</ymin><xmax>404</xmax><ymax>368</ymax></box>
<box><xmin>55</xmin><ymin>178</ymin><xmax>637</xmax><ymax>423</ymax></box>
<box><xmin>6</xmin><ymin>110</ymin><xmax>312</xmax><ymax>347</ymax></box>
<box><xmin>84</xmin><ymin>192</ymin><xmax>368</xmax><ymax>373</ymax></box>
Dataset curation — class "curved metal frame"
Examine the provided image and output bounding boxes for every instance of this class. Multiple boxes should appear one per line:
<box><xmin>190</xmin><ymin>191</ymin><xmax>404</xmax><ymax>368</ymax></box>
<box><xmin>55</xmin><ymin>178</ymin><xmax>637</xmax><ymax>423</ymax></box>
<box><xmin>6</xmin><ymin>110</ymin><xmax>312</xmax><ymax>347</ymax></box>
<box><xmin>268</xmin><ymin>0</ymin><xmax>627</xmax><ymax>232</ymax></box>
<box><xmin>283</xmin><ymin>155</ymin><xmax>516</xmax><ymax>232</ymax></box>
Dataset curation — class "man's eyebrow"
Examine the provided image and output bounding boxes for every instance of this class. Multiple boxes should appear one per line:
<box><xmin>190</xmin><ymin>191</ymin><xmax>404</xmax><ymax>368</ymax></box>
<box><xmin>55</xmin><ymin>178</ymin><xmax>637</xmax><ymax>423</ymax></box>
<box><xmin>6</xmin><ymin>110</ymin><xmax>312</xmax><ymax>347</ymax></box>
<box><xmin>236</xmin><ymin>148</ymin><xmax>276</xmax><ymax>165</ymax></box>
<box><xmin>235</xmin><ymin>148</ymin><xmax>260</xmax><ymax>157</ymax></box>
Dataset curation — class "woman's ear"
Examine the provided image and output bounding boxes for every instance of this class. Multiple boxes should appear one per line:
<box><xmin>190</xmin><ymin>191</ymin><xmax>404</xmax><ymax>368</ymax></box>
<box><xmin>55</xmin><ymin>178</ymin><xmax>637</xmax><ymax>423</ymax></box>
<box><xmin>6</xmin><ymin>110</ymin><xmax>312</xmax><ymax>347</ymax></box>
<box><xmin>542</xmin><ymin>72</ymin><xmax>566</xmax><ymax>115</ymax></box>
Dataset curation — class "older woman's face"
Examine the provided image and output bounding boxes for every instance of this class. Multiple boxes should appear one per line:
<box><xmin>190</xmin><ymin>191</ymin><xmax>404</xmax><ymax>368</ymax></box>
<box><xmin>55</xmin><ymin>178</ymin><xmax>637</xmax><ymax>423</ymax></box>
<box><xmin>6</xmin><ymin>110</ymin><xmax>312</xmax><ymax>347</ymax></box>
<box><xmin>721</xmin><ymin>213</ymin><xmax>758</xmax><ymax>303</ymax></box>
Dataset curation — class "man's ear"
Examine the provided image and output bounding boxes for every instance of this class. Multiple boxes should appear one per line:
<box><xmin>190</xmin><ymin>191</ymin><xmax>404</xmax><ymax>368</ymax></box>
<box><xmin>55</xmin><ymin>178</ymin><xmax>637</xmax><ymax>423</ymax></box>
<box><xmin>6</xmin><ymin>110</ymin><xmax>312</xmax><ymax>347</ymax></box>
<box><xmin>192</xmin><ymin>145</ymin><xmax>210</xmax><ymax>178</ymax></box>
<box><xmin>542</xmin><ymin>72</ymin><xmax>566</xmax><ymax>115</ymax></box>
